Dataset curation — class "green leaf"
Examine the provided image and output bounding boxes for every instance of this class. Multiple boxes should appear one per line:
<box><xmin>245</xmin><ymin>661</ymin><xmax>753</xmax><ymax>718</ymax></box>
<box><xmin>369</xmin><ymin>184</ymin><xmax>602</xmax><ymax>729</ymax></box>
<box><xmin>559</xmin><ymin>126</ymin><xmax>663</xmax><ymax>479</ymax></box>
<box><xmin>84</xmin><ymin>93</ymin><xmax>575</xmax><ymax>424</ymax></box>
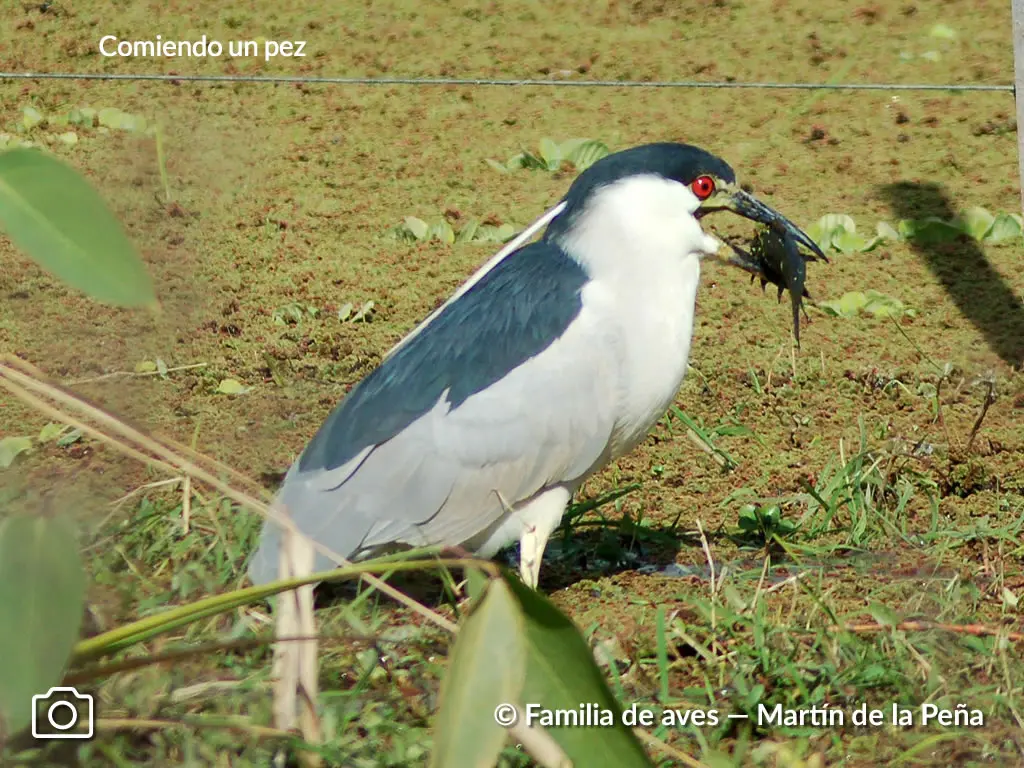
<box><xmin>929</xmin><ymin>23</ymin><xmax>957</xmax><ymax>40</ymax></box>
<box><xmin>556</xmin><ymin>138</ymin><xmax>590</xmax><ymax>157</ymax></box>
<box><xmin>0</xmin><ymin>436</ymin><xmax>33</xmax><ymax>468</ymax></box>
<box><xmin>402</xmin><ymin>216</ymin><xmax>429</xmax><ymax>240</ymax></box>
<box><xmin>22</xmin><ymin>107</ymin><xmax>45</xmax><ymax>131</ymax></box>
<box><xmin>0</xmin><ymin>148</ymin><xmax>156</xmax><ymax>308</ymax></box>
<box><xmin>504</xmin><ymin>575</ymin><xmax>653</xmax><ymax>766</ymax></box>
<box><xmin>984</xmin><ymin>213</ymin><xmax>1023</xmax><ymax>242</ymax></box>
<box><xmin>484</xmin><ymin>158</ymin><xmax>511</xmax><ymax>174</ymax></box>
<box><xmin>831</xmin><ymin>229</ymin><xmax>871</xmax><ymax>254</ymax></box>
<box><xmin>0</xmin><ymin>514</ymin><xmax>86</xmax><ymax>737</ymax></box>
<box><xmin>737</xmin><ymin>504</ymin><xmax>760</xmax><ymax>531</ymax></box>
<box><xmin>215</xmin><ymin>378</ymin><xmax>250</xmax><ymax>395</ymax></box>
<box><xmin>537</xmin><ymin>138</ymin><xmax>561</xmax><ymax>170</ymax></box>
<box><xmin>867</xmin><ymin>602</ymin><xmax>900</xmax><ymax>627</ymax></box>
<box><xmin>0</xmin><ymin>135</ymin><xmax>33</xmax><ymax>151</ymax></box>
<box><xmin>900</xmin><ymin>217</ymin><xmax>961</xmax><ymax>243</ymax></box>
<box><xmin>351</xmin><ymin>300</ymin><xmax>375</xmax><ymax>323</ymax></box>
<box><xmin>337</xmin><ymin>302</ymin><xmax>354</xmax><ymax>322</ymax></box>
<box><xmin>97</xmin><ymin>108</ymin><xmax>147</xmax><ymax>133</ymax></box>
<box><xmin>97</xmin><ymin>107</ymin><xmax>124</xmax><ymax>128</ymax></box>
<box><xmin>506</xmin><ymin>152</ymin><xmax>530</xmax><ymax>170</ymax></box>
<box><xmin>464</xmin><ymin>566</ymin><xmax>490</xmax><ymax>603</ymax></box>
<box><xmin>430</xmin><ymin>578</ymin><xmax>526</xmax><ymax>768</ymax></box>
<box><xmin>807</xmin><ymin>213</ymin><xmax>855</xmax><ymax>250</ymax></box>
<box><xmin>472</xmin><ymin>225</ymin><xmax>495</xmax><ymax>243</ymax></box>
<box><xmin>819</xmin><ymin>290</ymin><xmax>868</xmax><ymax>318</ymax></box>
<box><xmin>957</xmin><ymin>207</ymin><xmax>995</xmax><ymax>241</ymax></box>
<box><xmin>428</xmin><ymin>221</ymin><xmax>455</xmax><ymax>245</ymax></box>
<box><xmin>456</xmin><ymin>219</ymin><xmax>479</xmax><ymax>243</ymax></box>
<box><xmin>876</xmin><ymin>221</ymin><xmax>902</xmax><ymax>242</ymax></box>
<box><xmin>55</xmin><ymin>132</ymin><xmax>79</xmax><ymax>146</ymax></box>
<box><xmin>563</xmin><ymin>139</ymin><xmax>609</xmax><ymax>171</ymax></box>
<box><xmin>37</xmin><ymin>423</ymin><xmax>66</xmax><ymax>443</ymax></box>
<box><xmin>761</xmin><ymin>505</ymin><xmax>781</xmax><ymax>527</ymax></box>
<box><xmin>66</xmin><ymin>108</ymin><xmax>96</xmax><ymax>128</ymax></box>
<box><xmin>862</xmin><ymin>289</ymin><xmax>907</xmax><ymax>318</ymax></box>
<box><xmin>56</xmin><ymin>429</ymin><xmax>83</xmax><ymax>447</ymax></box>
<box><xmin>119</xmin><ymin>114</ymin><xmax>148</xmax><ymax>134</ymax></box>
<box><xmin>818</xmin><ymin>213</ymin><xmax>856</xmax><ymax>234</ymax></box>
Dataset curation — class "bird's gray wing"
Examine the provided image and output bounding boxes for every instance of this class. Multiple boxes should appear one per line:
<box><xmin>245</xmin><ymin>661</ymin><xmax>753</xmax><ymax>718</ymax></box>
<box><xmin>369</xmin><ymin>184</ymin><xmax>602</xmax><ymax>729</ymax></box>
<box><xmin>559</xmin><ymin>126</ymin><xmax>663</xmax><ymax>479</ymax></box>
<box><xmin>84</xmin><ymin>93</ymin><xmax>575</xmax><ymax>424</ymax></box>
<box><xmin>247</xmin><ymin>240</ymin><xmax>620</xmax><ymax>584</ymax></box>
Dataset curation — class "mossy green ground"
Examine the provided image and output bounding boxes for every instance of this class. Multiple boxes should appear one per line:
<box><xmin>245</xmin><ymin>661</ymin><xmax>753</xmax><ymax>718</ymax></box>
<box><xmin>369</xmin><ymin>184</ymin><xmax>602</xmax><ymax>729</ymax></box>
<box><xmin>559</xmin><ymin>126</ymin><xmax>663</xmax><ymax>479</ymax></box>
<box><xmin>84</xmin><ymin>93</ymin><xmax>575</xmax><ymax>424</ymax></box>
<box><xmin>1</xmin><ymin>0</ymin><xmax>1023</xmax><ymax>765</ymax></box>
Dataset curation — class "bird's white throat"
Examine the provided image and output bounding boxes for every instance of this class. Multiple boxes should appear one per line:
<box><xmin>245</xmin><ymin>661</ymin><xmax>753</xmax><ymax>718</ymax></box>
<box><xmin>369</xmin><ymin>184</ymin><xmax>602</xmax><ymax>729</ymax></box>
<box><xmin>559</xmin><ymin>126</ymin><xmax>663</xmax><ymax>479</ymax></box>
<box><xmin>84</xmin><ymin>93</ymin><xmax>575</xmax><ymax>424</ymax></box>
<box><xmin>553</xmin><ymin>173</ymin><xmax>720</xmax><ymax>280</ymax></box>
<box><xmin>554</xmin><ymin>173</ymin><xmax>717</xmax><ymax>459</ymax></box>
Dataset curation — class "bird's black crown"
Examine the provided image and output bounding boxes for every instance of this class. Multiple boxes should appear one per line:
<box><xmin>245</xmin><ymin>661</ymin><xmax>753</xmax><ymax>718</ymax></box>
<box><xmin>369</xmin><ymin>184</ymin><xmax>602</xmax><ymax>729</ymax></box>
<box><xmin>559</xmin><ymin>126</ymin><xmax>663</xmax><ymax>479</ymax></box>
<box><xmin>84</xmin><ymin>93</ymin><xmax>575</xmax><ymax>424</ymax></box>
<box><xmin>546</xmin><ymin>143</ymin><xmax>736</xmax><ymax>240</ymax></box>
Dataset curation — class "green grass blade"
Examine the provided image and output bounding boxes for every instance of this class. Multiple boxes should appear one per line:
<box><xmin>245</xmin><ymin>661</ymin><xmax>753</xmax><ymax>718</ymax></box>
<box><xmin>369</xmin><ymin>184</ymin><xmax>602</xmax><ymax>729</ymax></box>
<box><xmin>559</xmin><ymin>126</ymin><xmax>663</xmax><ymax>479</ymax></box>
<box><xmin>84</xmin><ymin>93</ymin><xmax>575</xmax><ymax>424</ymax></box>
<box><xmin>71</xmin><ymin>557</ymin><xmax>461</xmax><ymax>663</ymax></box>
<box><xmin>670</xmin><ymin>406</ymin><xmax>738</xmax><ymax>469</ymax></box>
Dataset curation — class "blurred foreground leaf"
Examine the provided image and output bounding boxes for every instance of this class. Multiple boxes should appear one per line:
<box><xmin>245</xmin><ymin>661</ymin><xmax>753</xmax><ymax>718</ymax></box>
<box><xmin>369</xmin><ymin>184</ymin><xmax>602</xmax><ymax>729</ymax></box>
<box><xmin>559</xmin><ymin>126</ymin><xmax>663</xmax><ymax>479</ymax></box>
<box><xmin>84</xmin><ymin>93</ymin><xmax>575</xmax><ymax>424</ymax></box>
<box><xmin>0</xmin><ymin>514</ymin><xmax>85</xmax><ymax>738</ymax></box>
<box><xmin>505</xmin><ymin>576</ymin><xmax>654</xmax><ymax>767</ymax></box>
<box><xmin>0</xmin><ymin>148</ymin><xmax>156</xmax><ymax>308</ymax></box>
<box><xmin>431</xmin><ymin>576</ymin><xmax>526</xmax><ymax>768</ymax></box>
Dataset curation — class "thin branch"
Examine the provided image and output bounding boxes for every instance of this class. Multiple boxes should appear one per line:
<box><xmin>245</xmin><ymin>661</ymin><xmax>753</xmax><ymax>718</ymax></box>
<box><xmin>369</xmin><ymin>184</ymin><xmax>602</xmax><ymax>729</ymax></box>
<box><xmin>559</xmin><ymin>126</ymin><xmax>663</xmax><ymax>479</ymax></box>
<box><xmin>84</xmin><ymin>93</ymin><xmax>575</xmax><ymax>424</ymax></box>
<box><xmin>66</xmin><ymin>362</ymin><xmax>207</xmax><ymax>385</ymax></box>
<box><xmin>0</xmin><ymin>356</ymin><xmax>458</xmax><ymax>634</ymax></box>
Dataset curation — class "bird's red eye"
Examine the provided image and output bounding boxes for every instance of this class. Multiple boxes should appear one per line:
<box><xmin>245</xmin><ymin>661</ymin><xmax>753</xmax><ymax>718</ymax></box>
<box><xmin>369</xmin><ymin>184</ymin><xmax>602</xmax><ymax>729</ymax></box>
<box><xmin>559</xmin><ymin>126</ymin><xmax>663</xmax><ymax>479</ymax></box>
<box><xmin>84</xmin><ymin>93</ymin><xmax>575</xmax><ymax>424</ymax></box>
<box><xmin>691</xmin><ymin>175</ymin><xmax>716</xmax><ymax>200</ymax></box>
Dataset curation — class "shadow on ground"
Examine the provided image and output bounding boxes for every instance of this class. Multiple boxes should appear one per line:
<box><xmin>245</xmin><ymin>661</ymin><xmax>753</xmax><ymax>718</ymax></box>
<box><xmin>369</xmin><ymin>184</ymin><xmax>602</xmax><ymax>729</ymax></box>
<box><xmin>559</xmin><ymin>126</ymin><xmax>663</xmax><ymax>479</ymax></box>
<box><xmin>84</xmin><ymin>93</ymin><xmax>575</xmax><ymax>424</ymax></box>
<box><xmin>313</xmin><ymin>523</ymin><xmax>691</xmax><ymax>606</ymax></box>
<box><xmin>881</xmin><ymin>181</ymin><xmax>1024</xmax><ymax>370</ymax></box>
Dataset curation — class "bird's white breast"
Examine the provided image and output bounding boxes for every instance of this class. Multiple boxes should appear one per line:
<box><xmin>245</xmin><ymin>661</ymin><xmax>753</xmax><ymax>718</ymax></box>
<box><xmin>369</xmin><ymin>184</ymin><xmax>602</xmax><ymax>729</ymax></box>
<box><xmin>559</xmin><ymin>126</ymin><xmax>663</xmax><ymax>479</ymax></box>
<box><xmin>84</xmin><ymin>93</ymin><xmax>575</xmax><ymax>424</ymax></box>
<box><xmin>555</xmin><ymin>174</ymin><xmax>719</xmax><ymax>459</ymax></box>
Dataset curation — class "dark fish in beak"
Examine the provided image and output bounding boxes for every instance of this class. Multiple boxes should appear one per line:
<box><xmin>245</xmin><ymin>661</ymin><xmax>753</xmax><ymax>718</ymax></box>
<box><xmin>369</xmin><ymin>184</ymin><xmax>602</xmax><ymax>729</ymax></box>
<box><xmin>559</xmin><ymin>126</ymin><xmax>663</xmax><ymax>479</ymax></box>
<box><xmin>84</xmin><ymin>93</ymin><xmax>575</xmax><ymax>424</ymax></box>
<box><xmin>722</xmin><ymin>189</ymin><xmax>826</xmax><ymax>263</ymax></box>
<box><xmin>712</xmin><ymin>191</ymin><xmax>828</xmax><ymax>346</ymax></box>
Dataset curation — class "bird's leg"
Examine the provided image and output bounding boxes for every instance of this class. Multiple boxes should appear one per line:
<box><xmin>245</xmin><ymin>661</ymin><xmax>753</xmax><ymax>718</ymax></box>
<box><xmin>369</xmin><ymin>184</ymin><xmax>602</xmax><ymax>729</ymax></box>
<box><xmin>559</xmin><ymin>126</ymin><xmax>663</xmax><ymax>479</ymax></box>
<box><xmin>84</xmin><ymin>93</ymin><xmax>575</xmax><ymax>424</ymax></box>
<box><xmin>519</xmin><ymin>526</ymin><xmax>548</xmax><ymax>589</ymax></box>
<box><xmin>516</xmin><ymin>487</ymin><xmax>572</xmax><ymax>589</ymax></box>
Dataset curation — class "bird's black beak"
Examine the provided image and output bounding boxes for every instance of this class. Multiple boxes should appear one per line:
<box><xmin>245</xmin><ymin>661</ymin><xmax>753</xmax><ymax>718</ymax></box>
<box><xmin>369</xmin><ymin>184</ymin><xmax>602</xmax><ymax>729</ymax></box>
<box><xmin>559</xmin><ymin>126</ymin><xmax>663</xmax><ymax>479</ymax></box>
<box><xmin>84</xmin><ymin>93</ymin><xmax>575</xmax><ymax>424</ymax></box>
<box><xmin>701</xmin><ymin>187</ymin><xmax>826</xmax><ymax>261</ymax></box>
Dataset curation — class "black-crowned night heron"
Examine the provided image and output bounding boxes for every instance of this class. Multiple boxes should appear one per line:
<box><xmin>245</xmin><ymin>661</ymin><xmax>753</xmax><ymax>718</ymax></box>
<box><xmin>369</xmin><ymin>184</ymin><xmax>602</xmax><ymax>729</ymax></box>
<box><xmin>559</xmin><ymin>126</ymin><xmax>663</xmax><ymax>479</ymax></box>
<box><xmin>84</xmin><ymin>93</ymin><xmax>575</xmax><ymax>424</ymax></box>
<box><xmin>248</xmin><ymin>142</ymin><xmax>823</xmax><ymax>589</ymax></box>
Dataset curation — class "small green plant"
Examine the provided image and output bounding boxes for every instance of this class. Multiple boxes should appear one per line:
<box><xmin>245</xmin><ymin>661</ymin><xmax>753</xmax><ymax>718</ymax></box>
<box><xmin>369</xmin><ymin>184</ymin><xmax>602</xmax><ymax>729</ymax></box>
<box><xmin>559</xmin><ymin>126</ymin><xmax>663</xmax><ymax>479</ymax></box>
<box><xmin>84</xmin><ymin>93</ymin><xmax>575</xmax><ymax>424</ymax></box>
<box><xmin>272</xmin><ymin>301</ymin><xmax>320</xmax><ymax>325</ymax></box>
<box><xmin>391</xmin><ymin>216</ymin><xmax>516</xmax><ymax>245</ymax></box>
<box><xmin>337</xmin><ymin>300</ymin><xmax>376</xmax><ymax>323</ymax></box>
<box><xmin>487</xmin><ymin>138</ymin><xmax>609</xmax><ymax>173</ymax></box>
<box><xmin>4</xmin><ymin>105</ymin><xmax>153</xmax><ymax>152</ymax></box>
<box><xmin>819</xmin><ymin>289</ymin><xmax>916</xmax><ymax>320</ymax></box>
<box><xmin>734</xmin><ymin>503</ymin><xmax>798</xmax><ymax>545</ymax></box>
<box><xmin>807</xmin><ymin>209</ymin><xmax>1023</xmax><ymax>254</ymax></box>
<box><xmin>20</xmin><ymin>104</ymin><xmax>150</xmax><ymax>134</ymax></box>
<box><xmin>215</xmin><ymin>378</ymin><xmax>250</xmax><ymax>395</ymax></box>
<box><xmin>895</xmin><ymin>207</ymin><xmax>1023</xmax><ymax>243</ymax></box>
<box><xmin>806</xmin><ymin>213</ymin><xmax>887</xmax><ymax>254</ymax></box>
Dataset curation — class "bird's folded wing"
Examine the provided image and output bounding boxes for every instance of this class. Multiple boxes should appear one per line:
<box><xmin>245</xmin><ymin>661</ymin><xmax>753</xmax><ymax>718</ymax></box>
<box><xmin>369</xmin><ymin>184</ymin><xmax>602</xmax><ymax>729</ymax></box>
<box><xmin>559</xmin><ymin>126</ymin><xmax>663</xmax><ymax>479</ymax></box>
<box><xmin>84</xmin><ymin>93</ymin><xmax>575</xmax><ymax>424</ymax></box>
<box><xmin>248</xmin><ymin>240</ymin><xmax>618</xmax><ymax>584</ymax></box>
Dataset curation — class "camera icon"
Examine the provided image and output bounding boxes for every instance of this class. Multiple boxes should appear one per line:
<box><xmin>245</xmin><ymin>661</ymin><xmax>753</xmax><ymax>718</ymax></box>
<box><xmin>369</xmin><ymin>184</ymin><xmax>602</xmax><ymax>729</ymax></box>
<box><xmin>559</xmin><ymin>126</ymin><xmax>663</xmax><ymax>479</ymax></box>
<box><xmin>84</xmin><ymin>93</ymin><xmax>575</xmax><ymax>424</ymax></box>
<box><xmin>31</xmin><ymin>686</ymin><xmax>94</xmax><ymax>739</ymax></box>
